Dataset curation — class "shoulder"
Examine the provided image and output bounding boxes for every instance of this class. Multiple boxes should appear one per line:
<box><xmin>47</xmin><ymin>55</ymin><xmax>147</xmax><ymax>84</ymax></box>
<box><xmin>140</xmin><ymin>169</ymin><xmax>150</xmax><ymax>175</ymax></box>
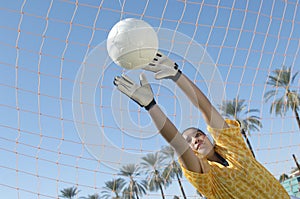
<box><xmin>208</xmin><ymin>120</ymin><xmax>254</xmax><ymax>159</ymax></box>
<box><xmin>207</xmin><ymin>119</ymin><xmax>249</xmax><ymax>151</ymax></box>
<box><xmin>207</xmin><ymin>119</ymin><xmax>241</xmax><ymax>138</ymax></box>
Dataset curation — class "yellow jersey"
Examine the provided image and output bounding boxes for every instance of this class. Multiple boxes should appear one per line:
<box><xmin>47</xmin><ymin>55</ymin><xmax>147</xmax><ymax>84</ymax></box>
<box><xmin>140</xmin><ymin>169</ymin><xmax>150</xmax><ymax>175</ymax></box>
<box><xmin>181</xmin><ymin>120</ymin><xmax>290</xmax><ymax>199</ymax></box>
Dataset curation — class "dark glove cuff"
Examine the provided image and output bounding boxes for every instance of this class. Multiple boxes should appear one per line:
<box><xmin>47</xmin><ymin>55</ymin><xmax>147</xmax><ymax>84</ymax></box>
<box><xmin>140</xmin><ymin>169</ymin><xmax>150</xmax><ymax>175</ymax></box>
<box><xmin>145</xmin><ymin>99</ymin><xmax>156</xmax><ymax>111</ymax></box>
<box><xmin>170</xmin><ymin>69</ymin><xmax>182</xmax><ymax>82</ymax></box>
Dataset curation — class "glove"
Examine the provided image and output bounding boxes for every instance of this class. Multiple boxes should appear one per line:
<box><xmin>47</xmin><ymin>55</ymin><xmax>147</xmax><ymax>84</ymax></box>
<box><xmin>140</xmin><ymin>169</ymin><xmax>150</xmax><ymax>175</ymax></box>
<box><xmin>143</xmin><ymin>51</ymin><xmax>182</xmax><ymax>81</ymax></box>
<box><xmin>113</xmin><ymin>73</ymin><xmax>156</xmax><ymax>111</ymax></box>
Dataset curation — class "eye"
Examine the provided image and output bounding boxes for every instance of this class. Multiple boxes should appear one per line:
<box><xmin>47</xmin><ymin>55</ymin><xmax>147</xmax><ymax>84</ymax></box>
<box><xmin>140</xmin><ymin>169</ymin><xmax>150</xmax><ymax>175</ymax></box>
<box><xmin>195</xmin><ymin>133</ymin><xmax>201</xmax><ymax>138</ymax></box>
<box><xmin>185</xmin><ymin>137</ymin><xmax>192</xmax><ymax>144</ymax></box>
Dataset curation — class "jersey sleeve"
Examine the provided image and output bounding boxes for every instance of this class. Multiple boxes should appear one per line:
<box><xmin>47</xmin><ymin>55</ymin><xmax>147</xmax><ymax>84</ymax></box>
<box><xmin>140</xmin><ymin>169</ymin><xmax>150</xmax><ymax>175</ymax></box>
<box><xmin>180</xmin><ymin>162</ymin><xmax>214</xmax><ymax>196</ymax></box>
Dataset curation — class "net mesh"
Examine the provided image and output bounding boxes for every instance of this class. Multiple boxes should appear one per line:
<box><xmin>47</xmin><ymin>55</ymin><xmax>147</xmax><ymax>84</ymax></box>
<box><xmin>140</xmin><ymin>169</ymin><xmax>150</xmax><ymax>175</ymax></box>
<box><xmin>0</xmin><ymin>0</ymin><xmax>300</xmax><ymax>198</ymax></box>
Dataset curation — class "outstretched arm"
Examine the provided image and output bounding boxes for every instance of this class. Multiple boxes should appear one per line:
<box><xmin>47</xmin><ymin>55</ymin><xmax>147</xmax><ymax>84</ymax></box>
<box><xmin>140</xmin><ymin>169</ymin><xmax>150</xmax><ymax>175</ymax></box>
<box><xmin>175</xmin><ymin>73</ymin><xmax>228</xmax><ymax>129</ymax></box>
<box><xmin>148</xmin><ymin>104</ymin><xmax>207</xmax><ymax>173</ymax></box>
<box><xmin>144</xmin><ymin>52</ymin><xmax>228</xmax><ymax>129</ymax></box>
<box><xmin>113</xmin><ymin>74</ymin><xmax>208</xmax><ymax>173</ymax></box>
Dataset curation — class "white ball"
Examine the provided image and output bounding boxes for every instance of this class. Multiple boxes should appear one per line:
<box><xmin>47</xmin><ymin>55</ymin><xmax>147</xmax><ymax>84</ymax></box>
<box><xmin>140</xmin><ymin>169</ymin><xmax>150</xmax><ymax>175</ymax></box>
<box><xmin>107</xmin><ymin>18</ymin><xmax>158</xmax><ymax>70</ymax></box>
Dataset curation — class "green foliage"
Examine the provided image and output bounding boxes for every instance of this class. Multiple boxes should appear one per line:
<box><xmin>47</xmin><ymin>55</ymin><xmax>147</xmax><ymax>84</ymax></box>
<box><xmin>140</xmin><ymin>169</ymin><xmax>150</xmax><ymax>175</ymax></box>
<box><xmin>161</xmin><ymin>146</ymin><xmax>187</xmax><ymax>199</ymax></box>
<box><xmin>219</xmin><ymin>96</ymin><xmax>262</xmax><ymax>134</ymax></box>
<box><xmin>218</xmin><ymin>96</ymin><xmax>262</xmax><ymax>158</ymax></box>
<box><xmin>59</xmin><ymin>187</ymin><xmax>80</xmax><ymax>199</ymax></box>
<box><xmin>140</xmin><ymin>152</ymin><xmax>166</xmax><ymax>193</ymax></box>
<box><xmin>264</xmin><ymin>66</ymin><xmax>300</xmax><ymax>129</ymax></box>
<box><xmin>119</xmin><ymin>163</ymin><xmax>147</xmax><ymax>199</ymax></box>
<box><xmin>265</xmin><ymin>66</ymin><xmax>300</xmax><ymax>116</ymax></box>
<box><xmin>80</xmin><ymin>193</ymin><xmax>100</xmax><ymax>199</ymax></box>
<box><xmin>100</xmin><ymin>178</ymin><xmax>125</xmax><ymax>199</ymax></box>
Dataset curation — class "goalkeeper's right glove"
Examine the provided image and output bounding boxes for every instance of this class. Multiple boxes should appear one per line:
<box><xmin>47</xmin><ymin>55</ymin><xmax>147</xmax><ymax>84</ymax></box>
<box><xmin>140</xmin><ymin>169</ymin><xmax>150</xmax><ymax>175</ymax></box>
<box><xmin>113</xmin><ymin>73</ymin><xmax>156</xmax><ymax>111</ymax></box>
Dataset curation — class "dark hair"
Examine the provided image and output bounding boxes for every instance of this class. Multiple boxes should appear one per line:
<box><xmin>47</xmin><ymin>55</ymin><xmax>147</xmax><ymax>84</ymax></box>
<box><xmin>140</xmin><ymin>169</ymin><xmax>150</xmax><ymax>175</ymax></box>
<box><xmin>182</xmin><ymin>127</ymin><xmax>206</xmax><ymax>136</ymax></box>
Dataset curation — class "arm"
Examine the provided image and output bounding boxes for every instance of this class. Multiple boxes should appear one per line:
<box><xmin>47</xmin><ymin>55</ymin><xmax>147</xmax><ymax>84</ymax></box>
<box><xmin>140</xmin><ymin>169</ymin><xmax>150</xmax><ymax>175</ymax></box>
<box><xmin>175</xmin><ymin>73</ymin><xmax>228</xmax><ymax>129</ymax></box>
<box><xmin>113</xmin><ymin>74</ymin><xmax>208</xmax><ymax>173</ymax></box>
<box><xmin>144</xmin><ymin>52</ymin><xmax>229</xmax><ymax>129</ymax></box>
<box><xmin>148</xmin><ymin>104</ymin><xmax>205</xmax><ymax>172</ymax></box>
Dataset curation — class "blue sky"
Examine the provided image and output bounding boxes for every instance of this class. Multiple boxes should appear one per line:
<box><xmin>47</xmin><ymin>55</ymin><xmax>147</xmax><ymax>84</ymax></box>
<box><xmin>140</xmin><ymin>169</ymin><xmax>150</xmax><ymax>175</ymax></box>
<box><xmin>0</xmin><ymin>0</ymin><xmax>300</xmax><ymax>198</ymax></box>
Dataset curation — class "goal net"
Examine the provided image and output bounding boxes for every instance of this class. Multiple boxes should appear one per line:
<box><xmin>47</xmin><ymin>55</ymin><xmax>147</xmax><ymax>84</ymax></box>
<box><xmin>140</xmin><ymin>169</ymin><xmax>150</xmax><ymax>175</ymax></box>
<box><xmin>0</xmin><ymin>0</ymin><xmax>299</xmax><ymax>198</ymax></box>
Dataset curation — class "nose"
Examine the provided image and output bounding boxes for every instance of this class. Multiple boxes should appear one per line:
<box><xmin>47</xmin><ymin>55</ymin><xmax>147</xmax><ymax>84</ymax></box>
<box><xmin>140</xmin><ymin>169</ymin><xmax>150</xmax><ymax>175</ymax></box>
<box><xmin>193</xmin><ymin>133</ymin><xmax>206</xmax><ymax>144</ymax></box>
<box><xmin>192</xmin><ymin>137</ymin><xmax>198</xmax><ymax>144</ymax></box>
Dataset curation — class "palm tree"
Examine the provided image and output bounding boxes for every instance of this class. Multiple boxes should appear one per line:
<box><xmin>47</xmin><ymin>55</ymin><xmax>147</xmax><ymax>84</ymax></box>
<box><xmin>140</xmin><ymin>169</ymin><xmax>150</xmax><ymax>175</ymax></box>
<box><xmin>279</xmin><ymin>173</ymin><xmax>290</xmax><ymax>183</ymax></box>
<box><xmin>219</xmin><ymin>96</ymin><xmax>262</xmax><ymax>158</ymax></box>
<box><xmin>59</xmin><ymin>187</ymin><xmax>80</xmax><ymax>199</ymax></box>
<box><xmin>141</xmin><ymin>152</ymin><xmax>166</xmax><ymax>199</ymax></box>
<box><xmin>101</xmin><ymin>178</ymin><xmax>125</xmax><ymax>199</ymax></box>
<box><xmin>160</xmin><ymin>146</ymin><xmax>187</xmax><ymax>199</ymax></box>
<box><xmin>80</xmin><ymin>193</ymin><xmax>100</xmax><ymax>199</ymax></box>
<box><xmin>119</xmin><ymin>163</ymin><xmax>147</xmax><ymax>199</ymax></box>
<box><xmin>264</xmin><ymin>66</ymin><xmax>300</xmax><ymax>129</ymax></box>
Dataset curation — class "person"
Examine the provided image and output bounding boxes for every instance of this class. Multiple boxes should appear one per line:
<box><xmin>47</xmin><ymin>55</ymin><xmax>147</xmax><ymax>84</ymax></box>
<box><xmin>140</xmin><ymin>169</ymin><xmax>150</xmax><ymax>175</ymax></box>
<box><xmin>113</xmin><ymin>52</ymin><xmax>290</xmax><ymax>199</ymax></box>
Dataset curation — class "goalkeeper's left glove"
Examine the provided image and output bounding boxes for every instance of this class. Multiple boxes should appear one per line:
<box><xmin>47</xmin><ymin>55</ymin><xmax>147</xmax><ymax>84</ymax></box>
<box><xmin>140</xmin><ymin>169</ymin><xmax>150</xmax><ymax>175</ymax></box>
<box><xmin>143</xmin><ymin>51</ymin><xmax>182</xmax><ymax>81</ymax></box>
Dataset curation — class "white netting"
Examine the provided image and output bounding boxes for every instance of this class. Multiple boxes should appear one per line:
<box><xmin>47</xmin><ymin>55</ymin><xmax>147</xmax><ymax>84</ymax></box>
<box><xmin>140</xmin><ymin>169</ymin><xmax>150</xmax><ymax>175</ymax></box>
<box><xmin>0</xmin><ymin>0</ymin><xmax>300</xmax><ymax>198</ymax></box>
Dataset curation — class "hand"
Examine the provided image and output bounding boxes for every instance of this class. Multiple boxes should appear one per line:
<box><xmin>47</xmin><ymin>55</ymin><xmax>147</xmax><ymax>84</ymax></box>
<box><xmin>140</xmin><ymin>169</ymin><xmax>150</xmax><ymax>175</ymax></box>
<box><xmin>113</xmin><ymin>73</ymin><xmax>156</xmax><ymax>110</ymax></box>
<box><xmin>143</xmin><ymin>51</ymin><xmax>181</xmax><ymax>81</ymax></box>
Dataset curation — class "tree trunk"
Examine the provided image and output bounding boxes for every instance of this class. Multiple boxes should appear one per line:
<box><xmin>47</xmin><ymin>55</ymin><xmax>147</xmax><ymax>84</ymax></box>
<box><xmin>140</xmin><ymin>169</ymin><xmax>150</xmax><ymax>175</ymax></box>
<box><xmin>293</xmin><ymin>109</ymin><xmax>300</xmax><ymax>129</ymax></box>
<box><xmin>176</xmin><ymin>172</ymin><xmax>187</xmax><ymax>199</ymax></box>
<box><xmin>158</xmin><ymin>183</ymin><xmax>165</xmax><ymax>199</ymax></box>
<box><xmin>135</xmin><ymin>191</ymin><xmax>139</xmax><ymax>199</ymax></box>
<box><xmin>292</xmin><ymin>154</ymin><xmax>300</xmax><ymax>171</ymax></box>
<box><xmin>131</xmin><ymin>180</ymin><xmax>139</xmax><ymax>199</ymax></box>
<box><xmin>241</xmin><ymin>129</ymin><xmax>256</xmax><ymax>158</ymax></box>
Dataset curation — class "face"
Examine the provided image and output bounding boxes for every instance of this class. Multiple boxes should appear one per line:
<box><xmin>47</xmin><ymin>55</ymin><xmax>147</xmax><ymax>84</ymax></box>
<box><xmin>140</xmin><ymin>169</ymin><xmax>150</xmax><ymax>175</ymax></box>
<box><xmin>182</xmin><ymin>128</ymin><xmax>214</xmax><ymax>157</ymax></box>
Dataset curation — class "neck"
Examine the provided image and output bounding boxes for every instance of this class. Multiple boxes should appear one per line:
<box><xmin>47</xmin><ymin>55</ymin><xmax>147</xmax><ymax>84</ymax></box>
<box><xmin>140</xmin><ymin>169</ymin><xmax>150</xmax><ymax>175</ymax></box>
<box><xmin>207</xmin><ymin>150</ymin><xmax>228</xmax><ymax>166</ymax></box>
<box><xmin>207</xmin><ymin>150</ymin><xmax>218</xmax><ymax>162</ymax></box>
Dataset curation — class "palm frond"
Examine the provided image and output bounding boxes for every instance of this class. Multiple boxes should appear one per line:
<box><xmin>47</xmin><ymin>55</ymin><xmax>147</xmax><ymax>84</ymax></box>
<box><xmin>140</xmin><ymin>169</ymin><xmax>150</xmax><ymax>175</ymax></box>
<box><xmin>101</xmin><ymin>178</ymin><xmax>125</xmax><ymax>199</ymax></box>
<box><xmin>270</xmin><ymin>96</ymin><xmax>286</xmax><ymax>116</ymax></box>
<box><xmin>287</xmin><ymin>91</ymin><xmax>300</xmax><ymax>111</ymax></box>
<box><xmin>267</xmin><ymin>66</ymin><xmax>291</xmax><ymax>88</ymax></box>
<box><xmin>119</xmin><ymin>164</ymin><xmax>140</xmax><ymax>177</ymax></box>
<box><xmin>264</xmin><ymin>90</ymin><xmax>278</xmax><ymax>102</ymax></box>
<box><xmin>118</xmin><ymin>163</ymin><xmax>147</xmax><ymax>199</ymax></box>
<box><xmin>60</xmin><ymin>187</ymin><xmax>79</xmax><ymax>199</ymax></box>
<box><xmin>291</xmin><ymin>71</ymin><xmax>299</xmax><ymax>84</ymax></box>
<box><xmin>266</xmin><ymin>66</ymin><xmax>300</xmax><ymax>128</ymax></box>
<box><xmin>80</xmin><ymin>194</ymin><xmax>100</xmax><ymax>199</ymax></box>
<box><xmin>267</xmin><ymin>75</ymin><xmax>286</xmax><ymax>87</ymax></box>
<box><xmin>245</xmin><ymin>108</ymin><xmax>260</xmax><ymax>114</ymax></box>
<box><xmin>140</xmin><ymin>152</ymin><xmax>166</xmax><ymax>192</ymax></box>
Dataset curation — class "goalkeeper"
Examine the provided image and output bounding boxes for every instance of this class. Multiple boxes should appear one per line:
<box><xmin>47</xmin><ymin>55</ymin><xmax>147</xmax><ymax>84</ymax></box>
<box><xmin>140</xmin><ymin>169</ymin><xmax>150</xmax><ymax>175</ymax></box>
<box><xmin>113</xmin><ymin>52</ymin><xmax>290</xmax><ymax>199</ymax></box>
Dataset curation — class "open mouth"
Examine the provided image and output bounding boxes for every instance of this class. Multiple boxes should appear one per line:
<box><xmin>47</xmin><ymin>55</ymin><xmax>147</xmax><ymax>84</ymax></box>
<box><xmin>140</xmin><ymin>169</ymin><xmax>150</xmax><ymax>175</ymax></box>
<box><xmin>196</xmin><ymin>142</ymin><xmax>203</xmax><ymax>150</ymax></box>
